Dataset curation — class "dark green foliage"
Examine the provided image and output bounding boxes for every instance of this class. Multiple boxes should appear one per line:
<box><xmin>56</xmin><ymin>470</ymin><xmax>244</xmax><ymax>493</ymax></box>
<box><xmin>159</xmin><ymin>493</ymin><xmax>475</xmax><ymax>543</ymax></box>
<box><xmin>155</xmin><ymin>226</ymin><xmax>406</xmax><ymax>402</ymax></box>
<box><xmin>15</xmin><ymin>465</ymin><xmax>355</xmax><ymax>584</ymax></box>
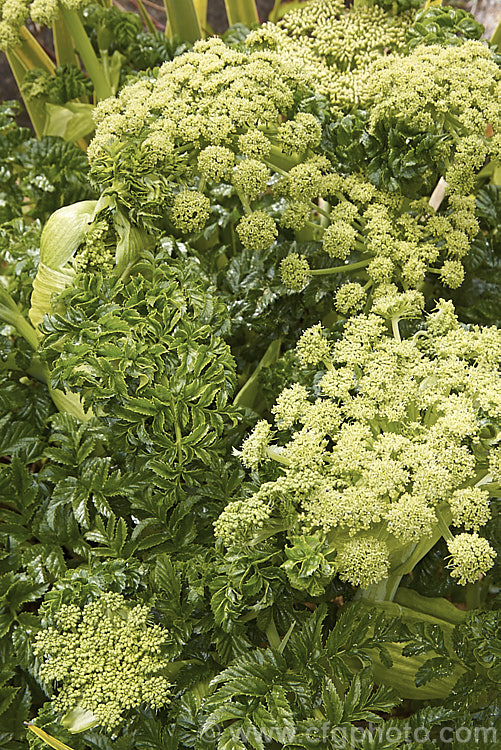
<box><xmin>82</xmin><ymin>4</ymin><xmax>191</xmax><ymax>73</ymax></box>
<box><xmin>0</xmin><ymin>219</ymin><xmax>41</xmax><ymax>312</ymax></box>
<box><xmin>129</xmin><ymin>32</ymin><xmax>191</xmax><ymax>71</ymax></box>
<box><xmin>405</xmin><ymin>6</ymin><xmax>485</xmax><ymax>50</ymax></box>
<box><xmin>40</xmin><ymin>254</ymin><xmax>238</xmax><ymax>463</ymax></box>
<box><xmin>0</xmin><ymin>101</ymin><xmax>96</xmax><ymax>224</ymax></box>
<box><xmin>21</xmin><ymin>65</ymin><xmax>94</xmax><ymax>106</ymax></box>
<box><xmin>0</xmin><ymin>102</ymin><xmax>33</xmax><ymax>223</ymax></box>
<box><xmin>386</xmin><ymin>610</ymin><xmax>501</xmax><ymax>746</ymax></box>
<box><xmin>19</xmin><ymin>137</ymin><xmax>96</xmax><ymax>220</ymax></box>
<box><xmin>323</xmin><ymin>110</ymin><xmax>452</xmax><ymax>196</ymax></box>
<box><xmin>170</xmin><ymin>606</ymin><xmax>401</xmax><ymax>750</ymax></box>
<box><xmin>448</xmin><ymin>185</ymin><xmax>501</xmax><ymax>326</ymax></box>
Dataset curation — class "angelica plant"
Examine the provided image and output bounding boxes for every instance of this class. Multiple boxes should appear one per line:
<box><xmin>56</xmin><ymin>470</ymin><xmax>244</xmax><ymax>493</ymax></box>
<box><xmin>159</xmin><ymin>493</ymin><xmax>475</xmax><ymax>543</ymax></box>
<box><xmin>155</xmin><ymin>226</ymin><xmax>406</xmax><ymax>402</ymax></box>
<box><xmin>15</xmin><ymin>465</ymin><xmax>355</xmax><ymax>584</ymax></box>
<box><xmin>215</xmin><ymin>296</ymin><xmax>499</xmax><ymax>600</ymax></box>
<box><xmin>85</xmin><ymin>33</ymin><xmax>486</xmax><ymax>345</ymax></box>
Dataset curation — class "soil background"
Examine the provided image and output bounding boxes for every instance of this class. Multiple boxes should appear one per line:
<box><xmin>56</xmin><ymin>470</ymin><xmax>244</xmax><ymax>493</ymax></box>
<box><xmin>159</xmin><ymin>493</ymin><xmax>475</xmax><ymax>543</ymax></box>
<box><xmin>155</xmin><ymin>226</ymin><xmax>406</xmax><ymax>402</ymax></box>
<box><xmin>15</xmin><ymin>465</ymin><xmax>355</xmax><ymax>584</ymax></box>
<box><xmin>0</xmin><ymin>0</ymin><xmax>499</xmax><ymax>122</ymax></box>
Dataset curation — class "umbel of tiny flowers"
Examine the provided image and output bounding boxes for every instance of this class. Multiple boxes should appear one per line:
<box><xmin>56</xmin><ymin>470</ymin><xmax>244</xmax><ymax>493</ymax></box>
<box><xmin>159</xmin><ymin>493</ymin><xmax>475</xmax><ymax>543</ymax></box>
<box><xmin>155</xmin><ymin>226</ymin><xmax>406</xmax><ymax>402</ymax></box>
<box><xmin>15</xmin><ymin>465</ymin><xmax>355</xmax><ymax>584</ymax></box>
<box><xmin>214</xmin><ymin>296</ymin><xmax>499</xmax><ymax>601</ymax></box>
<box><xmin>87</xmin><ymin>37</ymin><xmax>325</xmax><ymax>238</ymax></box>
<box><xmin>33</xmin><ymin>592</ymin><xmax>172</xmax><ymax>732</ymax></box>
<box><xmin>359</xmin><ymin>40</ymin><xmax>501</xmax><ymax>197</ymax></box>
<box><xmin>85</xmin><ymin>36</ymin><xmax>482</xmax><ymax>302</ymax></box>
<box><xmin>249</xmin><ymin>0</ymin><xmax>412</xmax><ymax>116</ymax></box>
<box><xmin>277</xmin><ymin>171</ymin><xmax>480</xmax><ymax>305</ymax></box>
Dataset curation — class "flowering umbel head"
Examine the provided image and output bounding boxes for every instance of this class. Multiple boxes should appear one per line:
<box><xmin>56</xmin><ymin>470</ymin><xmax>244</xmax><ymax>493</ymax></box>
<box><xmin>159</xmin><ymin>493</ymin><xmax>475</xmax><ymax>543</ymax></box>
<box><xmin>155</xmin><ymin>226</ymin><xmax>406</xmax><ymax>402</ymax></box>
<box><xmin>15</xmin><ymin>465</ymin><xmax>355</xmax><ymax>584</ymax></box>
<box><xmin>215</xmin><ymin>301</ymin><xmax>499</xmax><ymax>594</ymax></box>
<box><xmin>34</xmin><ymin>592</ymin><xmax>172</xmax><ymax>732</ymax></box>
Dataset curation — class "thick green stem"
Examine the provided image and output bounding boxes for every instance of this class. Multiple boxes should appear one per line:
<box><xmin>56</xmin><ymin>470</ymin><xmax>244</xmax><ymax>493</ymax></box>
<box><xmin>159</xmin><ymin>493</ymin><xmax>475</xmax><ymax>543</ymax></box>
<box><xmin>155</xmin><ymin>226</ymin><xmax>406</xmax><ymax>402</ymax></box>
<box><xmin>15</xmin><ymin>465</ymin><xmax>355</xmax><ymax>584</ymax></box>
<box><xmin>356</xmin><ymin>570</ymin><xmax>407</xmax><ymax>604</ymax></box>
<box><xmin>465</xmin><ymin>582</ymin><xmax>482</xmax><ymax>611</ymax></box>
<box><xmin>265</xmin><ymin>616</ymin><xmax>281</xmax><ymax>650</ymax></box>
<box><xmin>269</xmin><ymin>0</ymin><xmax>284</xmax><ymax>22</ymax></box>
<box><xmin>237</xmin><ymin>191</ymin><xmax>252</xmax><ymax>215</ymax></box>
<box><xmin>234</xmin><ymin>337</ymin><xmax>282</xmax><ymax>409</ymax></box>
<box><xmin>391</xmin><ymin>316</ymin><xmax>401</xmax><ymax>342</ymax></box>
<box><xmin>436</xmin><ymin>510</ymin><xmax>453</xmax><ymax>542</ymax></box>
<box><xmin>224</xmin><ymin>0</ymin><xmax>259</xmax><ymax>27</ymax></box>
<box><xmin>52</xmin><ymin>16</ymin><xmax>80</xmax><ymax>67</ymax></box>
<box><xmin>0</xmin><ymin>290</ymin><xmax>39</xmax><ymax>351</ymax></box>
<box><xmin>134</xmin><ymin>0</ymin><xmax>157</xmax><ymax>34</ymax></box>
<box><xmin>163</xmin><ymin>0</ymin><xmax>203</xmax><ymax>42</ymax></box>
<box><xmin>265</xmin><ymin>144</ymin><xmax>302</xmax><ymax>174</ymax></box>
<box><xmin>357</xmin><ymin>508</ymin><xmax>453</xmax><ymax>604</ymax></box>
<box><xmin>14</xmin><ymin>25</ymin><xmax>56</xmax><ymax>71</ymax></box>
<box><xmin>193</xmin><ymin>0</ymin><xmax>208</xmax><ymax>31</ymax></box>
<box><xmin>313</xmin><ymin>200</ymin><xmax>330</xmax><ymax>221</ymax></box>
<box><xmin>60</xmin><ymin>8</ymin><xmax>112</xmax><ymax>101</ymax></box>
<box><xmin>310</xmin><ymin>259</ymin><xmax>370</xmax><ymax>276</ymax></box>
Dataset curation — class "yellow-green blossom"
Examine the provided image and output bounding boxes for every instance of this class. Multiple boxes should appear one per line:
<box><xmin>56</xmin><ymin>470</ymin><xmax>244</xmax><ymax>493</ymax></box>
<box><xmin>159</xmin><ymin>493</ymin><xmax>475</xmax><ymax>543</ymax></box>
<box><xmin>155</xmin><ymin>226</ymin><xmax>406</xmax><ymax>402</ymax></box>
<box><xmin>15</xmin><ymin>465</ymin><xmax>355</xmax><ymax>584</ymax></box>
<box><xmin>447</xmin><ymin>533</ymin><xmax>497</xmax><ymax>585</ymax></box>
<box><xmin>280</xmin><ymin>254</ymin><xmax>311</xmax><ymax>291</ymax></box>
<box><xmin>236</xmin><ymin>211</ymin><xmax>278</xmax><ymax>252</ymax></box>
<box><xmin>296</xmin><ymin>324</ymin><xmax>331</xmax><ymax>366</ymax></box>
<box><xmin>216</xmin><ymin>302</ymin><xmax>499</xmax><ymax>592</ymax></box>
<box><xmin>34</xmin><ymin>593</ymin><xmax>171</xmax><ymax>732</ymax></box>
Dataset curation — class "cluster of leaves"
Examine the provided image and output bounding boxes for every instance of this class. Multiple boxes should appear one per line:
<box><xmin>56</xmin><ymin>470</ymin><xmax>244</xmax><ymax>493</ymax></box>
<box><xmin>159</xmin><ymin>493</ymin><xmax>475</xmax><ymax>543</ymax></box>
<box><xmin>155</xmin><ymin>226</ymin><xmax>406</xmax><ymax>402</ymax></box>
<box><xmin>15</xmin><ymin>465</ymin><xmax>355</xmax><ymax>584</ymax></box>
<box><xmin>82</xmin><ymin>4</ymin><xmax>191</xmax><ymax>73</ymax></box>
<box><xmin>0</xmin><ymin>101</ymin><xmax>95</xmax><ymax>224</ymax></box>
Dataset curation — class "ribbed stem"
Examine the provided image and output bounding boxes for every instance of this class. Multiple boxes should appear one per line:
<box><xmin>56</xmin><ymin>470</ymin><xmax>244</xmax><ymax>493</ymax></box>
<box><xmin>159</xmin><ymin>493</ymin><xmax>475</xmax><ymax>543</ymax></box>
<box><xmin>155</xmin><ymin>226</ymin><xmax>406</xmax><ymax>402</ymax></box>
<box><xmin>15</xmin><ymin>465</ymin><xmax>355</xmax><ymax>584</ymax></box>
<box><xmin>224</xmin><ymin>0</ymin><xmax>259</xmax><ymax>27</ymax></box>
<box><xmin>163</xmin><ymin>0</ymin><xmax>203</xmax><ymax>42</ymax></box>
<box><xmin>265</xmin><ymin>616</ymin><xmax>281</xmax><ymax>650</ymax></box>
<box><xmin>310</xmin><ymin>259</ymin><xmax>370</xmax><ymax>276</ymax></box>
<box><xmin>60</xmin><ymin>8</ymin><xmax>112</xmax><ymax>101</ymax></box>
<box><xmin>0</xmin><ymin>292</ymin><xmax>39</xmax><ymax>351</ymax></box>
<box><xmin>52</xmin><ymin>16</ymin><xmax>80</xmax><ymax>67</ymax></box>
<box><xmin>391</xmin><ymin>316</ymin><xmax>401</xmax><ymax>342</ymax></box>
<box><xmin>357</xmin><ymin>508</ymin><xmax>453</xmax><ymax>604</ymax></box>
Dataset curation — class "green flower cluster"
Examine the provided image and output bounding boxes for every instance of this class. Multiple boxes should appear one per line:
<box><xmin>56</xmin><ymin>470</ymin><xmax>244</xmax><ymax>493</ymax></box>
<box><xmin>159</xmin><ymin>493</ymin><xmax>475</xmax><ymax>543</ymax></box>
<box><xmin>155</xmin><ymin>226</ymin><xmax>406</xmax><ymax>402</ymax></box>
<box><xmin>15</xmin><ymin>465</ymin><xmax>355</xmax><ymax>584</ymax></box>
<box><xmin>88</xmin><ymin>37</ymin><xmax>318</xmax><ymax>235</ymax></box>
<box><xmin>279</xmin><ymin>173</ymin><xmax>479</xmax><ymax>303</ymax></box>
<box><xmin>87</xmin><ymin>33</ymin><xmax>488</xmax><ymax>300</ymax></box>
<box><xmin>0</xmin><ymin>0</ymin><xmax>87</xmax><ymax>49</ymax></box>
<box><xmin>215</xmin><ymin>298</ymin><xmax>499</xmax><ymax>591</ymax></box>
<box><xmin>74</xmin><ymin>218</ymin><xmax>116</xmax><ymax>274</ymax></box>
<box><xmin>249</xmin><ymin>0</ymin><xmax>412</xmax><ymax>116</ymax></box>
<box><xmin>34</xmin><ymin>592</ymin><xmax>172</xmax><ymax>731</ymax></box>
<box><xmin>362</xmin><ymin>41</ymin><xmax>501</xmax><ymax>196</ymax></box>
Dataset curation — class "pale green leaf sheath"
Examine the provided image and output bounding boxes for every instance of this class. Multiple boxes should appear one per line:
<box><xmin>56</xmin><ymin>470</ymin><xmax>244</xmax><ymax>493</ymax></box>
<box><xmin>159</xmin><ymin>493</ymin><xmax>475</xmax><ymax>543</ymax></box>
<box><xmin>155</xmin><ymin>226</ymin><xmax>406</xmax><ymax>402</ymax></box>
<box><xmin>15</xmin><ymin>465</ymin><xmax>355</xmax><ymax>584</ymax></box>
<box><xmin>29</xmin><ymin>200</ymin><xmax>97</xmax><ymax>330</ymax></box>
